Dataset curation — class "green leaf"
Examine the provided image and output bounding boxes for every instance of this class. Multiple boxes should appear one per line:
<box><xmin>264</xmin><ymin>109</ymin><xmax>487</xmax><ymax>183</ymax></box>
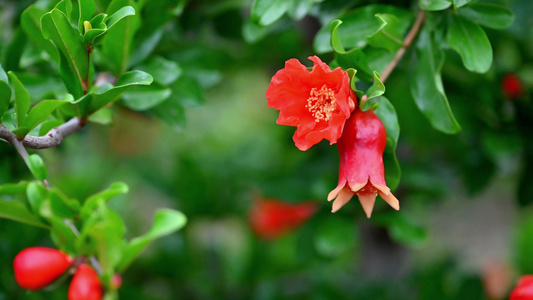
<box><xmin>48</xmin><ymin>188</ymin><xmax>80</xmax><ymax>219</ymax></box>
<box><xmin>287</xmin><ymin>0</ymin><xmax>315</xmax><ymax>20</ymax></box>
<box><xmin>79</xmin><ymin>0</ymin><xmax>97</xmax><ymax>33</ymax></box>
<box><xmin>41</xmin><ymin>8</ymin><xmax>88</xmax><ymax>98</ymax></box>
<box><xmin>21</xmin><ymin>5</ymin><xmax>59</xmax><ymax>62</ymax></box>
<box><xmin>514</xmin><ymin>214</ymin><xmax>533</xmax><ymax>274</ymax></box>
<box><xmin>54</xmin><ymin>0</ymin><xmax>73</xmax><ymax>19</ymax></box>
<box><xmin>49</xmin><ymin>218</ymin><xmax>78</xmax><ymax>254</ymax></box>
<box><xmin>26</xmin><ymin>181</ymin><xmax>48</xmax><ymax>213</ymax></box>
<box><xmin>102</xmin><ymin>0</ymin><xmax>140</xmax><ymax>75</ymax></box>
<box><xmin>373</xmin><ymin>212</ymin><xmax>427</xmax><ymax>248</ymax></box>
<box><xmin>23</xmin><ymin>100</ymin><xmax>69</xmax><ymax>135</ymax></box>
<box><xmin>121</xmin><ymin>85</ymin><xmax>171</xmax><ymax>111</ymax></box>
<box><xmin>0</xmin><ymin>181</ymin><xmax>29</xmax><ymax>195</ymax></box>
<box><xmin>453</xmin><ymin>0</ymin><xmax>471</xmax><ymax>9</ymax></box>
<box><xmin>141</xmin><ymin>56</ymin><xmax>181</xmax><ymax>86</ymax></box>
<box><xmin>457</xmin><ymin>3</ymin><xmax>514</xmax><ymax>30</ymax></box>
<box><xmin>366</xmin><ymin>14</ymin><xmax>404</xmax><ymax>52</ymax></box>
<box><xmin>4</xmin><ymin>28</ymin><xmax>27</xmax><ymax>71</ymax></box>
<box><xmin>105</xmin><ymin>6</ymin><xmax>135</xmax><ymax>30</ymax></box>
<box><xmin>38</xmin><ymin>119</ymin><xmax>64</xmax><ymax>136</ymax></box>
<box><xmin>366</xmin><ymin>71</ymin><xmax>385</xmax><ymax>100</ymax></box>
<box><xmin>27</xmin><ymin>154</ymin><xmax>48</xmax><ymax>181</ymax></box>
<box><xmin>251</xmin><ymin>0</ymin><xmax>289</xmax><ymax>26</ymax></box>
<box><xmin>117</xmin><ymin>209</ymin><xmax>186</xmax><ymax>272</ymax></box>
<box><xmin>411</xmin><ymin>29</ymin><xmax>461</xmax><ymax>134</ymax></box>
<box><xmin>148</xmin><ymin>96</ymin><xmax>186</xmax><ymax>130</ymax></box>
<box><xmin>419</xmin><ymin>0</ymin><xmax>452</xmax><ymax>11</ymax></box>
<box><xmin>81</xmin><ymin>70</ymin><xmax>153</xmax><ymax>115</ymax></box>
<box><xmin>314</xmin><ymin>5</ymin><xmax>410</xmax><ymax>54</ymax></box>
<box><xmin>383</xmin><ymin>147</ymin><xmax>401</xmax><ymax>191</ymax></box>
<box><xmin>80</xmin><ymin>182</ymin><xmax>129</xmax><ymax>221</ymax></box>
<box><xmin>374</xmin><ymin>96</ymin><xmax>399</xmax><ymax>149</ymax></box>
<box><xmin>8</xmin><ymin>71</ymin><xmax>30</xmax><ymax>128</ymax></box>
<box><xmin>0</xmin><ymin>198</ymin><xmax>49</xmax><ymax>228</ymax></box>
<box><xmin>0</xmin><ymin>68</ymin><xmax>10</xmax><ymax>119</ymax></box>
<box><xmin>446</xmin><ymin>14</ymin><xmax>492</xmax><ymax>73</ymax></box>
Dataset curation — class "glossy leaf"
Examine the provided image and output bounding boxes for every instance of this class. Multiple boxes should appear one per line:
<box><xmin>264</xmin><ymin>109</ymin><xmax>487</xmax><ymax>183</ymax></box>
<box><xmin>48</xmin><ymin>218</ymin><xmax>78</xmax><ymax>254</ymax></box>
<box><xmin>0</xmin><ymin>181</ymin><xmax>29</xmax><ymax>195</ymax></box>
<box><xmin>117</xmin><ymin>209</ymin><xmax>186</xmax><ymax>272</ymax></box>
<box><xmin>141</xmin><ymin>56</ymin><xmax>181</xmax><ymax>86</ymax></box>
<box><xmin>366</xmin><ymin>71</ymin><xmax>385</xmax><ymax>100</ymax></box>
<box><xmin>80</xmin><ymin>182</ymin><xmax>129</xmax><ymax>221</ymax></box>
<box><xmin>8</xmin><ymin>71</ymin><xmax>30</xmax><ymax>128</ymax></box>
<box><xmin>411</xmin><ymin>29</ymin><xmax>461</xmax><ymax>134</ymax></box>
<box><xmin>105</xmin><ymin>6</ymin><xmax>135</xmax><ymax>30</ymax></box>
<box><xmin>287</xmin><ymin>0</ymin><xmax>315</xmax><ymax>20</ymax></box>
<box><xmin>419</xmin><ymin>0</ymin><xmax>451</xmax><ymax>11</ymax></box>
<box><xmin>38</xmin><ymin>119</ymin><xmax>64</xmax><ymax>136</ymax></box>
<box><xmin>251</xmin><ymin>0</ymin><xmax>289</xmax><ymax>26</ymax></box>
<box><xmin>366</xmin><ymin>14</ymin><xmax>405</xmax><ymax>52</ymax></box>
<box><xmin>26</xmin><ymin>181</ymin><xmax>48</xmax><ymax>213</ymax></box>
<box><xmin>0</xmin><ymin>198</ymin><xmax>49</xmax><ymax>228</ymax></box>
<box><xmin>447</xmin><ymin>14</ymin><xmax>492</xmax><ymax>73</ymax></box>
<box><xmin>48</xmin><ymin>188</ymin><xmax>80</xmax><ymax>219</ymax></box>
<box><xmin>79</xmin><ymin>0</ymin><xmax>97</xmax><ymax>33</ymax></box>
<box><xmin>24</xmin><ymin>100</ymin><xmax>69</xmax><ymax>134</ymax></box>
<box><xmin>453</xmin><ymin>0</ymin><xmax>472</xmax><ymax>9</ymax></box>
<box><xmin>314</xmin><ymin>5</ymin><xmax>409</xmax><ymax>53</ymax></box>
<box><xmin>374</xmin><ymin>96</ymin><xmax>399</xmax><ymax>149</ymax></box>
<box><xmin>54</xmin><ymin>0</ymin><xmax>72</xmax><ymax>19</ymax></box>
<box><xmin>121</xmin><ymin>85</ymin><xmax>171</xmax><ymax>111</ymax></box>
<box><xmin>80</xmin><ymin>70</ymin><xmax>152</xmax><ymax>115</ymax></box>
<box><xmin>41</xmin><ymin>8</ymin><xmax>88</xmax><ymax>98</ymax></box>
<box><xmin>0</xmin><ymin>65</ymin><xmax>10</xmax><ymax>120</ymax></box>
<box><xmin>102</xmin><ymin>0</ymin><xmax>140</xmax><ymax>75</ymax></box>
<box><xmin>27</xmin><ymin>154</ymin><xmax>48</xmax><ymax>181</ymax></box>
<box><xmin>20</xmin><ymin>5</ymin><xmax>59</xmax><ymax>62</ymax></box>
<box><xmin>457</xmin><ymin>3</ymin><xmax>514</xmax><ymax>30</ymax></box>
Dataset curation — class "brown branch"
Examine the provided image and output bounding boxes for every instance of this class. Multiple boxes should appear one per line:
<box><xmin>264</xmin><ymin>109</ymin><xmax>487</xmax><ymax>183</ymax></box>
<box><xmin>0</xmin><ymin>117</ymin><xmax>85</xmax><ymax>150</ymax></box>
<box><xmin>380</xmin><ymin>10</ymin><xmax>426</xmax><ymax>83</ymax></box>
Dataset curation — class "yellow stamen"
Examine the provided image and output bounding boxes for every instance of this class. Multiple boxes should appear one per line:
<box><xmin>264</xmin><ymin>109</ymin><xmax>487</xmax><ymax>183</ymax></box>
<box><xmin>306</xmin><ymin>85</ymin><xmax>337</xmax><ymax>122</ymax></box>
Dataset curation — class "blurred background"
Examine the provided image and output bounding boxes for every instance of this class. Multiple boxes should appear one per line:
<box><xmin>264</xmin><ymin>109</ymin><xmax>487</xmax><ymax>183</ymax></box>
<box><xmin>1</xmin><ymin>0</ymin><xmax>533</xmax><ymax>299</ymax></box>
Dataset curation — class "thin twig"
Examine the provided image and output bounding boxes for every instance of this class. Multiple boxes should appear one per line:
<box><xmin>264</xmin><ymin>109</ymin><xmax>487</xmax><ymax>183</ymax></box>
<box><xmin>380</xmin><ymin>10</ymin><xmax>426</xmax><ymax>83</ymax></box>
<box><xmin>0</xmin><ymin>117</ymin><xmax>85</xmax><ymax>149</ymax></box>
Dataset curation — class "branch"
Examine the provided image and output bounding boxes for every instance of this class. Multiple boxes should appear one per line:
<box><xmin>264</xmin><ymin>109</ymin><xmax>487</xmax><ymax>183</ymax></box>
<box><xmin>380</xmin><ymin>10</ymin><xmax>426</xmax><ymax>83</ymax></box>
<box><xmin>0</xmin><ymin>117</ymin><xmax>85</xmax><ymax>149</ymax></box>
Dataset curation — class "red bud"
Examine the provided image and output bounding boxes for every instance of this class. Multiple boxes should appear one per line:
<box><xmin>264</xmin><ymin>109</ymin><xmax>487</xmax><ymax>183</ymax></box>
<box><xmin>68</xmin><ymin>264</ymin><xmax>103</xmax><ymax>300</ymax></box>
<box><xmin>13</xmin><ymin>247</ymin><xmax>72</xmax><ymax>290</ymax></box>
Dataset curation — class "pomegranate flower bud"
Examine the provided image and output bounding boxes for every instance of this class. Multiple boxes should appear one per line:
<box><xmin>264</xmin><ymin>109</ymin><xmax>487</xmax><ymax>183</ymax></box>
<box><xmin>327</xmin><ymin>108</ymin><xmax>399</xmax><ymax>217</ymax></box>
<box><xmin>13</xmin><ymin>247</ymin><xmax>72</xmax><ymax>290</ymax></box>
<box><xmin>266</xmin><ymin>56</ymin><xmax>356</xmax><ymax>151</ymax></box>
<box><xmin>510</xmin><ymin>275</ymin><xmax>533</xmax><ymax>300</ymax></box>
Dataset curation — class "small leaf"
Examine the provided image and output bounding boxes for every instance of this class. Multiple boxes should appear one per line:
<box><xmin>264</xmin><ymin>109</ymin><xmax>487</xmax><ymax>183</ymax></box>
<box><xmin>104</xmin><ymin>6</ymin><xmax>135</xmax><ymax>30</ymax></box>
<box><xmin>41</xmin><ymin>9</ymin><xmax>88</xmax><ymax>98</ymax></box>
<box><xmin>21</xmin><ymin>5</ymin><xmax>59</xmax><ymax>62</ymax></box>
<box><xmin>411</xmin><ymin>29</ymin><xmax>461</xmax><ymax>134</ymax></box>
<box><xmin>38</xmin><ymin>119</ymin><xmax>64</xmax><ymax>136</ymax></box>
<box><xmin>121</xmin><ymin>85</ymin><xmax>171</xmax><ymax>111</ymax></box>
<box><xmin>49</xmin><ymin>218</ymin><xmax>78</xmax><ymax>254</ymax></box>
<box><xmin>457</xmin><ymin>3</ymin><xmax>514</xmax><ymax>30</ymax></box>
<box><xmin>27</xmin><ymin>154</ymin><xmax>48</xmax><ymax>181</ymax></box>
<box><xmin>48</xmin><ymin>188</ymin><xmax>80</xmax><ymax>219</ymax></box>
<box><xmin>141</xmin><ymin>56</ymin><xmax>181</xmax><ymax>86</ymax></box>
<box><xmin>24</xmin><ymin>100</ymin><xmax>69</xmax><ymax>134</ymax></box>
<box><xmin>54</xmin><ymin>0</ymin><xmax>73</xmax><ymax>19</ymax></box>
<box><xmin>117</xmin><ymin>209</ymin><xmax>186</xmax><ymax>272</ymax></box>
<box><xmin>26</xmin><ymin>181</ymin><xmax>48</xmax><ymax>213</ymax></box>
<box><xmin>80</xmin><ymin>182</ymin><xmax>129</xmax><ymax>221</ymax></box>
<box><xmin>0</xmin><ymin>80</ymin><xmax>10</xmax><ymax>120</ymax></box>
<box><xmin>419</xmin><ymin>0</ymin><xmax>452</xmax><ymax>11</ymax></box>
<box><xmin>78</xmin><ymin>0</ymin><xmax>97</xmax><ymax>33</ymax></box>
<box><xmin>82</xmin><ymin>70</ymin><xmax>153</xmax><ymax>115</ymax></box>
<box><xmin>366</xmin><ymin>14</ymin><xmax>405</xmax><ymax>52</ymax></box>
<box><xmin>453</xmin><ymin>0</ymin><xmax>472</xmax><ymax>9</ymax></box>
<box><xmin>251</xmin><ymin>0</ymin><xmax>289</xmax><ymax>26</ymax></box>
<box><xmin>0</xmin><ymin>181</ymin><xmax>29</xmax><ymax>195</ymax></box>
<box><xmin>446</xmin><ymin>14</ymin><xmax>492</xmax><ymax>73</ymax></box>
<box><xmin>374</xmin><ymin>96</ymin><xmax>399</xmax><ymax>149</ymax></box>
<box><xmin>0</xmin><ymin>198</ymin><xmax>49</xmax><ymax>228</ymax></box>
<box><xmin>366</xmin><ymin>71</ymin><xmax>385</xmax><ymax>100</ymax></box>
<box><xmin>8</xmin><ymin>71</ymin><xmax>30</xmax><ymax>128</ymax></box>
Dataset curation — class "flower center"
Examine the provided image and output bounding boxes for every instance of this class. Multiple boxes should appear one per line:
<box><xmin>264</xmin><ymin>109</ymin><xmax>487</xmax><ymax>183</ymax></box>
<box><xmin>306</xmin><ymin>85</ymin><xmax>337</xmax><ymax>122</ymax></box>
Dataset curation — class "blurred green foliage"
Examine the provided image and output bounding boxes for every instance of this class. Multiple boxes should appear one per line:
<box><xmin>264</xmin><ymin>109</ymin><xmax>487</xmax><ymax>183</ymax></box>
<box><xmin>0</xmin><ymin>0</ymin><xmax>532</xmax><ymax>299</ymax></box>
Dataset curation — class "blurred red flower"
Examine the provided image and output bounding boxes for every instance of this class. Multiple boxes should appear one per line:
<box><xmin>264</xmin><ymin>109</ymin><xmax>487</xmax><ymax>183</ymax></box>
<box><xmin>328</xmin><ymin>108</ymin><xmax>399</xmax><ymax>217</ymax></box>
<box><xmin>502</xmin><ymin>73</ymin><xmax>524</xmax><ymax>99</ymax></box>
<box><xmin>266</xmin><ymin>56</ymin><xmax>356</xmax><ymax>151</ymax></box>
<box><xmin>510</xmin><ymin>275</ymin><xmax>533</xmax><ymax>300</ymax></box>
<box><xmin>249</xmin><ymin>197</ymin><xmax>318</xmax><ymax>240</ymax></box>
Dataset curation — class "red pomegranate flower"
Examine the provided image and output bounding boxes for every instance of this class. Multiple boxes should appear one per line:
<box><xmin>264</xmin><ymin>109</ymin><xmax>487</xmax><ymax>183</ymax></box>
<box><xmin>266</xmin><ymin>56</ymin><xmax>356</xmax><ymax>151</ymax></box>
<box><xmin>327</xmin><ymin>108</ymin><xmax>399</xmax><ymax>217</ymax></box>
<box><xmin>510</xmin><ymin>275</ymin><xmax>533</xmax><ymax>300</ymax></box>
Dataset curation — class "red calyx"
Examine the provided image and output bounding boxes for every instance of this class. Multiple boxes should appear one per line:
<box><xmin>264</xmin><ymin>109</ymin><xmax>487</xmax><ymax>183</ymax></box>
<box><xmin>249</xmin><ymin>197</ymin><xmax>318</xmax><ymax>240</ymax></box>
<box><xmin>510</xmin><ymin>275</ymin><xmax>533</xmax><ymax>300</ymax></box>
<box><xmin>13</xmin><ymin>247</ymin><xmax>72</xmax><ymax>290</ymax></box>
<box><xmin>68</xmin><ymin>264</ymin><xmax>103</xmax><ymax>300</ymax></box>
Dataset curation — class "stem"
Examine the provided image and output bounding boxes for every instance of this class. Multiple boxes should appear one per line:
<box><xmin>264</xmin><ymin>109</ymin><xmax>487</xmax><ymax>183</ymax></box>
<box><xmin>0</xmin><ymin>117</ymin><xmax>85</xmax><ymax>149</ymax></box>
<box><xmin>380</xmin><ymin>10</ymin><xmax>426</xmax><ymax>83</ymax></box>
